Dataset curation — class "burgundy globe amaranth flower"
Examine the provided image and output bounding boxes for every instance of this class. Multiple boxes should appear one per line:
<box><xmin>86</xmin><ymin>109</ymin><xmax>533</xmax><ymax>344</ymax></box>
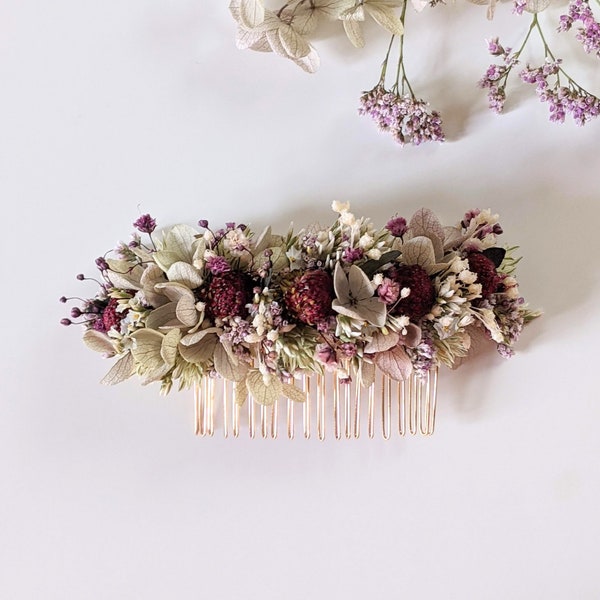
<box><xmin>467</xmin><ymin>252</ymin><xmax>502</xmax><ymax>299</ymax></box>
<box><xmin>388</xmin><ymin>264</ymin><xmax>436</xmax><ymax>321</ymax></box>
<box><xmin>206</xmin><ymin>272</ymin><xmax>252</xmax><ymax>319</ymax></box>
<box><xmin>285</xmin><ymin>269</ymin><xmax>335</xmax><ymax>326</ymax></box>
<box><xmin>94</xmin><ymin>297</ymin><xmax>129</xmax><ymax>333</ymax></box>
<box><xmin>386</xmin><ymin>216</ymin><xmax>407</xmax><ymax>238</ymax></box>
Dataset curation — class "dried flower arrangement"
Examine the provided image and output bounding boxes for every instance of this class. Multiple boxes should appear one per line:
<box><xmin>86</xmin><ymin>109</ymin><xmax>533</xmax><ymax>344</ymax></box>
<box><xmin>61</xmin><ymin>203</ymin><xmax>539</xmax><ymax>423</ymax></box>
<box><xmin>229</xmin><ymin>0</ymin><xmax>600</xmax><ymax>146</ymax></box>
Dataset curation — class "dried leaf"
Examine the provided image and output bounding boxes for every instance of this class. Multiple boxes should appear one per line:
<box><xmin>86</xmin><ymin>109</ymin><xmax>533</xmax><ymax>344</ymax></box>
<box><xmin>154</xmin><ymin>282</ymin><xmax>195</xmax><ymax>303</ymax></box>
<box><xmin>166</xmin><ymin>262</ymin><xmax>203</xmax><ymax>289</ymax></box>
<box><xmin>289</xmin><ymin>8</ymin><xmax>320</xmax><ymax>35</ymax></box>
<box><xmin>342</xmin><ymin>17</ymin><xmax>364</xmax><ymax>48</ymax></box>
<box><xmin>401</xmin><ymin>236</ymin><xmax>436</xmax><ymax>268</ymax></box>
<box><xmin>175</xmin><ymin>295</ymin><xmax>199</xmax><ymax>328</ymax></box>
<box><xmin>246</xmin><ymin>370</ymin><xmax>282</xmax><ymax>405</ymax></box>
<box><xmin>364</xmin><ymin>331</ymin><xmax>400</xmax><ymax>354</ymax></box>
<box><xmin>106</xmin><ymin>267</ymin><xmax>143</xmax><ymax>290</ymax></box>
<box><xmin>364</xmin><ymin>4</ymin><xmax>403</xmax><ymax>36</ymax></box>
<box><xmin>160</xmin><ymin>329</ymin><xmax>181</xmax><ymax>367</ymax></box>
<box><xmin>266</xmin><ymin>28</ymin><xmax>288</xmax><ymax>57</ymax></box>
<box><xmin>178</xmin><ymin>333</ymin><xmax>218</xmax><ymax>365</ymax></box>
<box><xmin>214</xmin><ymin>342</ymin><xmax>248</xmax><ymax>382</ymax></box>
<box><xmin>293</xmin><ymin>48</ymin><xmax>320</xmax><ymax>73</ymax></box>
<box><xmin>409</xmin><ymin>208</ymin><xmax>444</xmax><ymax>244</ymax></box>
<box><xmin>399</xmin><ymin>323</ymin><xmax>422</xmax><ymax>348</ymax></box>
<box><xmin>525</xmin><ymin>0</ymin><xmax>550</xmax><ymax>12</ymax></box>
<box><xmin>360</xmin><ymin>250</ymin><xmax>400</xmax><ymax>278</ymax></box>
<box><xmin>238</xmin><ymin>0</ymin><xmax>265</xmax><ymax>29</ymax></box>
<box><xmin>281</xmin><ymin>382</ymin><xmax>306</xmax><ymax>403</ymax></box>
<box><xmin>235</xmin><ymin>379</ymin><xmax>248</xmax><ymax>406</ymax></box>
<box><xmin>278</xmin><ymin>24</ymin><xmax>311</xmax><ymax>59</ymax></box>
<box><xmin>358</xmin><ymin>360</ymin><xmax>376</xmax><ymax>388</ymax></box>
<box><xmin>101</xmin><ymin>352</ymin><xmax>134</xmax><ymax>385</ymax></box>
<box><xmin>83</xmin><ymin>329</ymin><xmax>116</xmax><ymax>355</ymax></box>
<box><xmin>180</xmin><ymin>327</ymin><xmax>220</xmax><ymax>347</ymax></box>
<box><xmin>372</xmin><ymin>344</ymin><xmax>413</xmax><ymax>381</ymax></box>
<box><xmin>145</xmin><ymin>302</ymin><xmax>178</xmax><ymax>330</ymax></box>
<box><xmin>131</xmin><ymin>329</ymin><xmax>166</xmax><ymax>373</ymax></box>
<box><xmin>253</xmin><ymin>226</ymin><xmax>272</xmax><ymax>254</ymax></box>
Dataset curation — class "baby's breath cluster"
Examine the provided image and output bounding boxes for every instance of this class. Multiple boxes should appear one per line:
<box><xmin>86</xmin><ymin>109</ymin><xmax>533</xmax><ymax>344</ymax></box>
<box><xmin>62</xmin><ymin>203</ymin><xmax>539</xmax><ymax>400</ymax></box>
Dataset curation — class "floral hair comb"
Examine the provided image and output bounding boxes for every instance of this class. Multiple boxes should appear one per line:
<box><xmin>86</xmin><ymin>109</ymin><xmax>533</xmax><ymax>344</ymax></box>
<box><xmin>61</xmin><ymin>203</ymin><xmax>539</xmax><ymax>439</ymax></box>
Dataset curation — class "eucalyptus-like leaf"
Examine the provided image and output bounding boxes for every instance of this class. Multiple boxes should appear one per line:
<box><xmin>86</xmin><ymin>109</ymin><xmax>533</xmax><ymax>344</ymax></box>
<box><xmin>178</xmin><ymin>333</ymin><xmax>218</xmax><ymax>365</ymax></box>
<box><xmin>281</xmin><ymin>382</ymin><xmax>306</xmax><ymax>403</ymax></box>
<box><xmin>254</xmin><ymin>226</ymin><xmax>272</xmax><ymax>254</ymax></box>
<box><xmin>101</xmin><ymin>352</ymin><xmax>134</xmax><ymax>385</ymax></box>
<box><xmin>364</xmin><ymin>331</ymin><xmax>400</xmax><ymax>354</ymax></box>
<box><xmin>166</xmin><ymin>262</ymin><xmax>203</xmax><ymax>289</ymax></box>
<box><xmin>160</xmin><ymin>329</ymin><xmax>181</xmax><ymax>367</ymax></box>
<box><xmin>247</xmin><ymin>370</ymin><xmax>282</xmax><ymax>405</ymax></box>
<box><xmin>83</xmin><ymin>329</ymin><xmax>116</xmax><ymax>355</ymax></box>
<box><xmin>372</xmin><ymin>344</ymin><xmax>413</xmax><ymax>381</ymax></box>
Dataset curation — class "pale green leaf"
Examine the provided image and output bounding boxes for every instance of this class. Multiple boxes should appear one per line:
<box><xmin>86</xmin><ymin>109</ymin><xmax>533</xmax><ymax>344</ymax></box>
<box><xmin>175</xmin><ymin>295</ymin><xmax>199</xmax><ymax>328</ymax></box>
<box><xmin>101</xmin><ymin>353</ymin><xmax>134</xmax><ymax>385</ymax></box>
<box><xmin>364</xmin><ymin>4</ymin><xmax>403</xmax><ymax>35</ymax></box>
<box><xmin>247</xmin><ymin>369</ymin><xmax>282</xmax><ymax>405</ymax></box>
<box><xmin>83</xmin><ymin>329</ymin><xmax>116</xmax><ymax>355</ymax></box>
<box><xmin>178</xmin><ymin>333</ymin><xmax>218</xmax><ymax>365</ymax></box>
<box><xmin>145</xmin><ymin>302</ymin><xmax>178</xmax><ymax>330</ymax></box>
<box><xmin>278</xmin><ymin>24</ymin><xmax>311</xmax><ymax>59</ymax></box>
<box><xmin>239</xmin><ymin>0</ymin><xmax>265</xmax><ymax>29</ymax></box>
<box><xmin>167</xmin><ymin>262</ymin><xmax>203</xmax><ymax>289</ymax></box>
<box><xmin>342</xmin><ymin>17</ymin><xmax>364</xmax><ymax>48</ymax></box>
<box><xmin>281</xmin><ymin>382</ymin><xmax>306</xmax><ymax>403</ymax></box>
<box><xmin>214</xmin><ymin>342</ymin><xmax>248</xmax><ymax>382</ymax></box>
<box><xmin>160</xmin><ymin>329</ymin><xmax>181</xmax><ymax>367</ymax></box>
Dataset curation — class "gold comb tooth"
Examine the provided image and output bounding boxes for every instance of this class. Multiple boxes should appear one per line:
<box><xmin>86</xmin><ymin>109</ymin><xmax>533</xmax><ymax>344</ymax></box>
<box><xmin>333</xmin><ymin>372</ymin><xmax>341</xmax><ymax>440</ymax></box>
<box><xmin>248</xmin><ymin>394</ymin><xmax>255</xmax><ymax>439</ymax></box>
<box><xmin>287</xmin><ymin>398</ymin><xmax>294</xmax><ymax>440</ymax></box>
<box><xmin>207</xmin><ymin>378</ymin><xmax>215</xmax><ymax>437</ymax></box>
<box><xmin>232</xmin><ymin>388</ymin><xmax>240</xmax><ymax>438</ymax></box>
<box><xmin>317</xmin><ymin>373</ymin><xmax>325</xmax><ymax>441</ymax></box>
<box><xmin>353</xmin><ymin>381</ymin><xmax>361</xmax><ymax>439</ymax></box>
<box><xmin>303</xmin><ymin>375</ymin><xmax>311</xmax><ymax>439</ymax></box>
<box><xmin>398</xmin><ymin>380</ymin><xmax>405</xmax><ymax>436</ymax></box>
<box><xmin>409</xmin><ymin>374</ymin><xmax>417</xmax><ymax>435</ymax></box>
<box><xmin>222</xmin><ymin>380</ymin><xmax>229</xmax><ymax>439</ymax></box>
<box><xmin>344</xmin><ymin>380</ymin><xmax>351</xmax><ymax>439</ymax></box>
<box><xmin>194</xmin><ymin>383</ymin><xmax>202</xmax><ymax>436</ymax></box>
<box><xmin>260</xmin><ymin>405</ymin><xmax>268</xmax><ymax>439</ymax></box>
<box><xmin>368</xmin><ymin>383</ymin><xmax>375</xmax><ymax>439</ymax></box>
<box><xmin>382</xmin><ymin>373</ymin><xmax>391</xmax><ymax>440</ymax></box>
<box><xmin>271</xmin><ymin>400</ymin><xmax>278</xmax><ymax>439</ymax></box>
<box><xmin>428</xmin><ymin>367</ymin><xmax>438</xmax><ymax>436</ymax></box>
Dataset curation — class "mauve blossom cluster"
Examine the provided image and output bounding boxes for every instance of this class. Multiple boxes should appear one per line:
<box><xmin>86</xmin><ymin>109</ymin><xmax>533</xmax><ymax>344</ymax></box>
<box><xmin>558</xmin><ymin>0</ymin><xmax>600</xmax><ymax>58</ymax></box>
<box><xmin>478</xmin><ymin>38</ymin><xmax>518</xmax><ymax>114</ymax></box>
<box><xmin>358</xmin><ymin>85</ymin><xmax>445</xmax><ymax>147</ymax></box>
<box><xmin>520</xmin><ymin>60</ymin><xmax>600</xmax><ymax>125</ymax></box>
<box><xmin>61</xmin><ymin>205</ymin><xmax>538</xmax><ymax>395</ymax></box>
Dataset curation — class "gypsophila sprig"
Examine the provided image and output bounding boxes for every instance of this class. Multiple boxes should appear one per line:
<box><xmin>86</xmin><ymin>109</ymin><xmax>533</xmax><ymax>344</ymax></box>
<box><xmin>61</xmin><ymin>203</ymin><xmax>540</xmax><ymax>398</ymax></box>
<box><xmin>229</xmin><ymin>0</ymin><xmax>600</xmax><ymax>143</ymax></box>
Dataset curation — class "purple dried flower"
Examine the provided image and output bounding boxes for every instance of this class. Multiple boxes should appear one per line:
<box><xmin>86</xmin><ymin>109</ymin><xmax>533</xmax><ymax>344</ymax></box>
<box><xmin>342</xmin><ymin>247</ymin><xmax>364</xmax><ymax>263</ymax></box>
<box><xmin>386</xmin><ymin>215</ymin><xmax>407</xmax><ymax>238</ymax></box>
<box><xmin>60</xmin><ymin>318</ymin><xmax>72</xmax><ymax>326</ymax></box>
<box><xmin>198</xmin><ymin>219</ymin><xmax>209</xmax><ymax>229</ymax></box>
<box><xmin>558</xmin><ymin>0</ymin><xmax>600</xmax><ymax>58</ymax></box>
<box><xmin>377</xmin><ymin>277</ymin><xmax>400</xmax><ymax>305</ymax></box>
<box><xmin>95</xmin><ymin>257</ymin><xmax>109</xmax><ymax>271</ymax></box>
<box><xmin>133</xmin><ymin>214</ymin><xmax>156</xmax><ymax>234</ymax></box>
<box><xmin>358</xmin><ymin>85</ymin><xmax>445</xmax><ymax>147</ymax></box>
<box><xmin>206</xmin><ymin>255</ymin><xmax>231</xmax><ymax>275</ymax></box>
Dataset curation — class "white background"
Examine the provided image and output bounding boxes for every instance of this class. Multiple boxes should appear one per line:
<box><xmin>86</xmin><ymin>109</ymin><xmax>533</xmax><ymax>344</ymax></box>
<box><xmin>2</xmin><ymin>2</ymin><xmax>600</xmax><ymax>598</ymax></box>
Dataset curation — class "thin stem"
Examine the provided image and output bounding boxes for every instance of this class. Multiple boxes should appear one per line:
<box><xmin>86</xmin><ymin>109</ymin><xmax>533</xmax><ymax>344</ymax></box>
<box><xmin>379</xmin><ymin>35</ymin><xmax>396</xmax><ymax>84</ymax></box>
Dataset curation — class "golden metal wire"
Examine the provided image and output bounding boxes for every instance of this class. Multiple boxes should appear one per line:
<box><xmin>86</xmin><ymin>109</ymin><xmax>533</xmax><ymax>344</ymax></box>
<box><xmin>193</xmin><ymin>367</ymin><xmax>439</xmax><ymax>439</ymax></box>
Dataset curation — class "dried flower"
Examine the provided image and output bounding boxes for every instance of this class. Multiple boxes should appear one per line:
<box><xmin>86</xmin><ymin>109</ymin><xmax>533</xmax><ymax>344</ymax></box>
<box><xmin>285</xmin><ymin>269</ymin><xmax>335</xmax><ymax>326</ymax></box>
<box><xmin>207</xmin><ymin>272</ymin><xmax>252</xmax><ymax>319</ymax></box>
<box><xmin>388</xmin><ymin>265</ymin><xmax>436</xmax><ymax>321</ymax></box>
<box><xmin>133</xmin><ymin>214</ymin><xmax>156</xmax><ymax>234</ymax></box>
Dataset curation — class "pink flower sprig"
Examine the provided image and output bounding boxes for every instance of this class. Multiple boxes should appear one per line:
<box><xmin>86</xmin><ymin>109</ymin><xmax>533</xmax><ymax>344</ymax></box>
<box><xmin>480</xmin><ymin>13</ymin><xmax>600</xmax><ymax>125</ymax></box>
<box><xmin>558</xmin><ymin>0</ymin><xmax>600</xmax><ymax>58</ymax></box>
